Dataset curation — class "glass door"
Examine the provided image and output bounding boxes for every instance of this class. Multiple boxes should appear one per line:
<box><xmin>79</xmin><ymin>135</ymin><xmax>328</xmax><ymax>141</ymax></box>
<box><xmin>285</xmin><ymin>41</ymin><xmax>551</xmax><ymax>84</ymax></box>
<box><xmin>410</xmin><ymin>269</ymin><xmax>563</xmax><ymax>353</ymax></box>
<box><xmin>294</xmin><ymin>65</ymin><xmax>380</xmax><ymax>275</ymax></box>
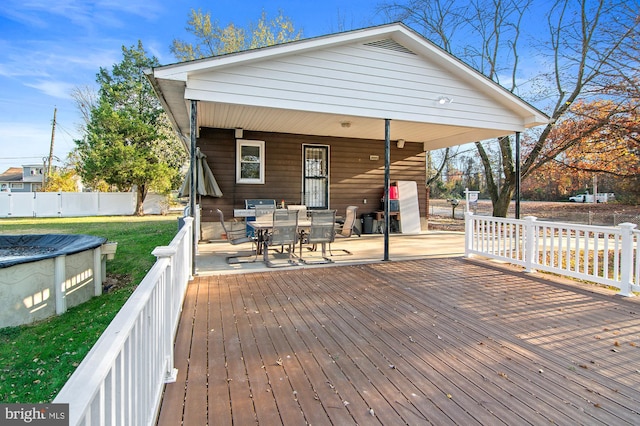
<box><xmin>303</xmin><ymin>145</ymin><xmax>329</xmax><ymax>209</ymax></box>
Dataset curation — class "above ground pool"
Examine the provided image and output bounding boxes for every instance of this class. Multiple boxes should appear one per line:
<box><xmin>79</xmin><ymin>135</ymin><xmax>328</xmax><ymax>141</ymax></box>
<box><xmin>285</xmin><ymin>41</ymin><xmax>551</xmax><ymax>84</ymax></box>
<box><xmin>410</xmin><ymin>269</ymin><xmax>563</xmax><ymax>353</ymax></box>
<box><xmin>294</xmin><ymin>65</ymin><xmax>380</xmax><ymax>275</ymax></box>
<box><xmin>0</xmin><ymin>234</ymin><xmax>109</xmax><ymax>328</ymax></box>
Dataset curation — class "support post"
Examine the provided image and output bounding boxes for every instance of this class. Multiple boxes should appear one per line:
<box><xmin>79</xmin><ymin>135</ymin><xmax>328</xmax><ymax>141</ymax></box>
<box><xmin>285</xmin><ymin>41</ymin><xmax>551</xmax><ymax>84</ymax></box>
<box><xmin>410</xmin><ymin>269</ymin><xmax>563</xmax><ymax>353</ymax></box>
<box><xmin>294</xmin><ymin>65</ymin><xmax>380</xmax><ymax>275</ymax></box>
<box><xmin>515</xmin><ymin>131</ymin><xmax>521</xmax><ymax>219</ymax></box>
<box><xmin>384</xmin><ymin>119</ymin><xmax>391</xmax><ymax>261</ymax></box>
<box><xmin>189</xmin><ymin>100</ymin><xmax>197</xmax><ymax>276</ymax></box>
<box><xmin>618</xmin><ymin>223</ymin><xmax>637</xmax><ymax>297</ymax></box>
<box><xmin>54</xmin><ymin>255</ymin><xmax>66</xmax><ymax>315</ymax></box>
<box><xmin>93</xmin><ymin>248</ymin><xmax>102</xmax><ymax>296</ymax></box>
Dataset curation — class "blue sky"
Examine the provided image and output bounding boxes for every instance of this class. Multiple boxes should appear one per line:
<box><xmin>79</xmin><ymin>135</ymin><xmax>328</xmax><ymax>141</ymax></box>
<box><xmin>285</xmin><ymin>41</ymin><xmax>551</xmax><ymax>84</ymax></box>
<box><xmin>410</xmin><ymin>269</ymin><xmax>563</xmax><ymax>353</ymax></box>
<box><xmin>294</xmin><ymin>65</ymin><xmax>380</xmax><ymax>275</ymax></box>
<box><xmin>0</xmin><ymin>0</ymin><xmax>384</xmax><ymax>172</ymax></box>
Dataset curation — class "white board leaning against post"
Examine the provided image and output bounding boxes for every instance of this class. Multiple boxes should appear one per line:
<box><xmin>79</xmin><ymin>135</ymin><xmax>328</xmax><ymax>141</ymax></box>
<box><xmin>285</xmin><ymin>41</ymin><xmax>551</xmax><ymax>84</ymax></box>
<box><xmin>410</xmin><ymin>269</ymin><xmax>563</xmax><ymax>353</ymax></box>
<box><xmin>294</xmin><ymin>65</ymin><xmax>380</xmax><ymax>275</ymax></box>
<box><xmin>397</xmin><ymin>181</ymin><xmax>421</xmax><ymax>234</ymax></box>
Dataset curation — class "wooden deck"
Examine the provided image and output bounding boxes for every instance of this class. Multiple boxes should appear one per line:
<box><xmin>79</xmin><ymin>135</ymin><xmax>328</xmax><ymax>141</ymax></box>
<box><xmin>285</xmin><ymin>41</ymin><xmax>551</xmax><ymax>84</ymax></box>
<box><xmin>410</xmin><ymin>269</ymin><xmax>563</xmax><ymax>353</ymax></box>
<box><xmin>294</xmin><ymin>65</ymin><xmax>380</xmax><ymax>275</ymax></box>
<box><xmin>157</xmin><ymin>257</ymin><xmax>640</xmax><ymax>425</ymax></box>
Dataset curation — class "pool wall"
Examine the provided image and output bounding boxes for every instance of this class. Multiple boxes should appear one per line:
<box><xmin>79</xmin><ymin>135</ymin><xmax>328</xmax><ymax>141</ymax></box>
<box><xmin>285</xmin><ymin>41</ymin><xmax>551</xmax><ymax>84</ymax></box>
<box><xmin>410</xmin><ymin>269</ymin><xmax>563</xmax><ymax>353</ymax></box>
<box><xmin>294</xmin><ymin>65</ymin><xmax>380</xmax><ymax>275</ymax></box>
<box><xmin>0</xmin><ymin>235</ymin><xmax>109</xmax><ymax>328</ymax></box>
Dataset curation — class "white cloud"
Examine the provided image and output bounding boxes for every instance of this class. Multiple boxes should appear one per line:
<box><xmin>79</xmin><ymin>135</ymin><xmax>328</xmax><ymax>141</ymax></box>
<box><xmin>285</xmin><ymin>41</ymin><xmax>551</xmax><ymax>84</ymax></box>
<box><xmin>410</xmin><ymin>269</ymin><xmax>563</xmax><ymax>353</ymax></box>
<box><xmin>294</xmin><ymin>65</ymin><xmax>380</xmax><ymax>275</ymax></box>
<box><xmin>0</xmin><ymin>0</ymin><xmax>164</xmax><ymax>30</ymax></box>
<box><xmin>24</xmin><ymin>80</ymin><xmax>77</xmax><ymax>100</ymax></box>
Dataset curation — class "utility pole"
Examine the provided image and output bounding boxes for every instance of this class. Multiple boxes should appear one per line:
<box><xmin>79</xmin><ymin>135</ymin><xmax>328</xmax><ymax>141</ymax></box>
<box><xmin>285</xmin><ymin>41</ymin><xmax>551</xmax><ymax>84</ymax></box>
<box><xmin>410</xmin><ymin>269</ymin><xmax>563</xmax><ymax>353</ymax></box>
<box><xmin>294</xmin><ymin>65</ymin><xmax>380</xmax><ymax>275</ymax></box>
<box><xmin>47</xmin><ymin>107</ymin><xmax>57</xmax><ymax>186</ymax></box>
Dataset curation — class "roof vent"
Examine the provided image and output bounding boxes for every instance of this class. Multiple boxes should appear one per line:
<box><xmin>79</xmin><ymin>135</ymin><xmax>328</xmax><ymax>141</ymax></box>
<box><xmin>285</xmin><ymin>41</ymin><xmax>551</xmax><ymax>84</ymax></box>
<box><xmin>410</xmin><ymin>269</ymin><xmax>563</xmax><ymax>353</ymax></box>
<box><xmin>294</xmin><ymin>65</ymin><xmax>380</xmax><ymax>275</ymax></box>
<box><xmin>364</xmin><ymin>39</ymin><xmax>416</xmax><ymax>55</ymax></box>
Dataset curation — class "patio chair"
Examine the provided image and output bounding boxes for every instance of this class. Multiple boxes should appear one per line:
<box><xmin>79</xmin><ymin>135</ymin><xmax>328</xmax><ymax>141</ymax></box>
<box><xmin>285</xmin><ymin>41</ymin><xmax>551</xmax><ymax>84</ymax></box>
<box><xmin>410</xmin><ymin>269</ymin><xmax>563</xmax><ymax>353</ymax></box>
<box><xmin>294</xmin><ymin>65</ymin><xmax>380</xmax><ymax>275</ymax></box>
<box><xmin>250</xmin><ymin>205</ymin><xmax>276</xmax><ymax>247</ymax></box>
<box><xmin>264</xmin><ymin>209</ymin><xmax>299</xmax><ymax>268</ymax></box>
<box><xmin>254</xmin><ymin>205</ymin><xmax>276</xmax><ymax>221</ymax></box>
<box><xmin>287</xmin><ymin>204</ymin><xmax>307</xmax><ymax>220</ymax></box>
<box><xmin>216</xmin><ymin>209</ymin><xmax>258</xmax><ymax>264</ymax></box>
<box><xmin>245</xmin><ymin>200</ymin><xmax>276</xmax><ymax>238</ymax></box>
<box><xmin>331</xmin><ymin>205</ymin><xmax>358</xmax><ymax>255</ymax></box>
<box><xmin>299</xmin><ymin>209</ymin><xmax>336</xmax><ymax>264</ymax></box>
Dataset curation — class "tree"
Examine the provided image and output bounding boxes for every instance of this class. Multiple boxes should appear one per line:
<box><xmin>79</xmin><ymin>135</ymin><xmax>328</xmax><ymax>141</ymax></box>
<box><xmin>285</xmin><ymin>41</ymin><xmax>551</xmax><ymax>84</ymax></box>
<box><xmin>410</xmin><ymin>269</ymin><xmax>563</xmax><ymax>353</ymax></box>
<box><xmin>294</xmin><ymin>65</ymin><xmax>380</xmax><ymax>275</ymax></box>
<box><xmin>43</xmin><ymin>168</ymin><xmax>80</xmax><ymax>192</ymax></box>
<box><xmin>172</xmin><ymin>9</ymin><xmax>302</xmax><ymax>61</ymax></box>
<box><xmin>70</xmin><ymin>85</ymin><xmax>98</xmax><ymax>134</ymax></box>
<box><xmin>546</xmin><ymin>100</ymin><xmax>639</xmax><ymax>177</ymax></box>
<box><xmin>522</xmin><ymin>97</ymin><xmax>640</xmax><ymax>200</ymax></box>
<box><xmin>75</xmin><ymin>42</ymin><xmax>187</xmax><ymax>215</ymax></box>
<box><xmin>382</xmin><ymin>0</ymin><xmax>639</xmax><ymax>216</ymax></box>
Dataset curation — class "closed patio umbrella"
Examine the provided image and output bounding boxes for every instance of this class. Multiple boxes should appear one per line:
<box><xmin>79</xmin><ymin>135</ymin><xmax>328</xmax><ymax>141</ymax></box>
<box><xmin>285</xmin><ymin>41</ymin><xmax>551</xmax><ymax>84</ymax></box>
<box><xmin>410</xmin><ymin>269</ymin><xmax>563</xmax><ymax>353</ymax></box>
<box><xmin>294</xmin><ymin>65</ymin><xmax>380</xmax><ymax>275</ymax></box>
<box><xmin>179</xmin><ymin>147</ymin><xmax>222</xmax><ymax>198</ymax></box>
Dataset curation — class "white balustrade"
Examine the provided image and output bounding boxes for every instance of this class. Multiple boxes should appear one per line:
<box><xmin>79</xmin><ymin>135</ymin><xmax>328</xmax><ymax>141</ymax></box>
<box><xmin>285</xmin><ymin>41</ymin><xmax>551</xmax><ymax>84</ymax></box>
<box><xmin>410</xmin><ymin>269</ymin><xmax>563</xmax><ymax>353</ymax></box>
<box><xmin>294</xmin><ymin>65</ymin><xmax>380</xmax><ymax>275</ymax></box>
<box><xmin>53</xmin><ymin>217</ymin><xmax>193</xmax><ymax>425</ymax></box>
<box><xmin>465</xmin><ymin>212</ymin><xmax>639</xmax><ymax>296</ymax></box>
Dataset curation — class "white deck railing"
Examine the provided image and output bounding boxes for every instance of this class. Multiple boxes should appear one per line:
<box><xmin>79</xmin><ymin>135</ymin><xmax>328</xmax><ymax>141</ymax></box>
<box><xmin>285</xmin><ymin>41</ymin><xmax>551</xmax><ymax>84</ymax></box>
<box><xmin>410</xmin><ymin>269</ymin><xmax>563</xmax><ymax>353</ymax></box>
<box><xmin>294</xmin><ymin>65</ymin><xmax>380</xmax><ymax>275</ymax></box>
<box><xmin>465</xmin><ymin>213</ymin><xmax>640</xmax><ymax>296</ymax></box>
<box><xmin>53</xmin><ymin>217</ymin><xmax>193</xmax><ymax>425</ymax></box>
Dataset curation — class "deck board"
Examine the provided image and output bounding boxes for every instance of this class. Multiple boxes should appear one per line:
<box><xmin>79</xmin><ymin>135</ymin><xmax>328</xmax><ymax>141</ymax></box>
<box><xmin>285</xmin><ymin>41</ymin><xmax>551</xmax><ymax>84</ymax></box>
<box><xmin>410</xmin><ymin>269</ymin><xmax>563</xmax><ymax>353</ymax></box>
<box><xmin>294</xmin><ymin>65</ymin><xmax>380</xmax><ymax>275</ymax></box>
<box><xmin>158</xmin><ymin>257</ymin><xmax>640</xmax><ymax>425</ymax></box>
<box><xmin>156</xmin><ymin>278</ymin><xmax>198</xmax><ymax>426</ymax></box>
<box><xmin>182</xmin><ymin>275</ymin><xmax>209</xmax><ymax>426</ymax></box>
<box><xmin>207</xmin><ymin>276</ymin><xmax>233</xmax><ymax>426</ymax></box>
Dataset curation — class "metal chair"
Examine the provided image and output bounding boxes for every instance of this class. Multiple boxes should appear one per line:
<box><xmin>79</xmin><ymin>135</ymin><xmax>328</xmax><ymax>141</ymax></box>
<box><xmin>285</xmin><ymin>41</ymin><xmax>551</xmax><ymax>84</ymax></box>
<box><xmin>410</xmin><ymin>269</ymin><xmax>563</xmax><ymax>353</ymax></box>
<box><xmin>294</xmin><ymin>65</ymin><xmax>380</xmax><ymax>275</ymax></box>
<box><xmin>254</xmin><ymin>206</ymin><xmax>276</xmax><ymax>221</ymax></box>
<box><xmin>299</xmin><ymin>209</ymin><xmax>336</xmax><ymax>264</ymax></box>
<box><xmin>245</xmin><ymin>200</ymin><xmax>276</xmax><ymax>238</ymax></box>
<box><xmin>331</xmin><ymin>205</ymin><xmax>358</xmax><ymax>255</ymax></box>
<box><xmin>216</xmin><ymin>209</ymin><xmax>258</xmax><ymax>263</ymax></box>
<box><xmin>264</xmin><ymin>209</ymin><xmax>299</xmax><ymax>267</ymax></box>
<box><xmin>287</xmin><ymin>204</ymin><xmax>307</xmax><ymax>220</ymax></box>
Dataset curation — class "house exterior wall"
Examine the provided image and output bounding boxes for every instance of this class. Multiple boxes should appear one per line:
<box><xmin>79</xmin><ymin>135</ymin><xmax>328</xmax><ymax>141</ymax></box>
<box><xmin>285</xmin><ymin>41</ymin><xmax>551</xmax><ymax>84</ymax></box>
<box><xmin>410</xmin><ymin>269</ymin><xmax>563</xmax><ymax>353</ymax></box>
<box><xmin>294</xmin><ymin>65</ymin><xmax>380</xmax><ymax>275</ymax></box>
<box><xmin>0</xmin><ymin>165</ymin><xmax>43</xmax><ymax>193</ymax></box>
<box><xmin>197</xmin><ymin>127</ymin><xmax>426</xmax><ymax>227</ymax></box>
<box><xmin>22</xmin><ymin>165</ymin><xmax>45</xmax><ymax>183</ymax></box>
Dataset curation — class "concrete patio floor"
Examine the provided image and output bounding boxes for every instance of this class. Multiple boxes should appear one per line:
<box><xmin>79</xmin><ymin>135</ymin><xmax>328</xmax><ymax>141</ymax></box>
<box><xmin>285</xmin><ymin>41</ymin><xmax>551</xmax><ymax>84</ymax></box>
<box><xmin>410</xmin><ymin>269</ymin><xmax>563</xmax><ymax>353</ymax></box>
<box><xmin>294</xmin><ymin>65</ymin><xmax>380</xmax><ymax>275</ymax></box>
<box><xmin>194</xmin><ymin>231</ymin><xmax>467</xmax><ymax>275</ymax></box>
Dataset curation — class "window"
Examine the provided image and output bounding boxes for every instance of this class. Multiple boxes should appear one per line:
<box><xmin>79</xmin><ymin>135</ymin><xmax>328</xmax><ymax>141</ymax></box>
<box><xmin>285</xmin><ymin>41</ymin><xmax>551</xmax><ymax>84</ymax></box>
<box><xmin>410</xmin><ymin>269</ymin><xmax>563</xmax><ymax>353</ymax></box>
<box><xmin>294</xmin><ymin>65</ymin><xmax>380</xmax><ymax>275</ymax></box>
<box><xmin>10</xmin><ymin>183</ymin><xmax>23</xmax><ymax>189</ymax></box>
<box><xmin>236</xmin><ymin>140</ymin><xmax>265</xmax><ymax>184</ymax></box>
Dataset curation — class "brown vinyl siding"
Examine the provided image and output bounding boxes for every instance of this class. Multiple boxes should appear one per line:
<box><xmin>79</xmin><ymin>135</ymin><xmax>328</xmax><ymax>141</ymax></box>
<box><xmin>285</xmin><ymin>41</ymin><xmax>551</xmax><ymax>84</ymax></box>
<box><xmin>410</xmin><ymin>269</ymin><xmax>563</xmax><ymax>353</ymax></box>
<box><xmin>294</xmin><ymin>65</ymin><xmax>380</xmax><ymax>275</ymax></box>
<box><xmin>197</xmin><ymin>127</ymin><xmax>426</xmax><ymax>223</ymax></box>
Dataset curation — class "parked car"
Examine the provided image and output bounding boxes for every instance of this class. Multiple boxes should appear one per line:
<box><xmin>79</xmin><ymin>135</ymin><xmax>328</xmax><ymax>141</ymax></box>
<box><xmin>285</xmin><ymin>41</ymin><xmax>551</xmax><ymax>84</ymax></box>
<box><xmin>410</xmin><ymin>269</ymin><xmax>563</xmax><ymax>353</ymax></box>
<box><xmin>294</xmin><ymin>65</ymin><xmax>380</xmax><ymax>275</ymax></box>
<box><xmin>569</xmin><ymin>192</ymin><xmax>615</xmax><ymax>203</ymax></box>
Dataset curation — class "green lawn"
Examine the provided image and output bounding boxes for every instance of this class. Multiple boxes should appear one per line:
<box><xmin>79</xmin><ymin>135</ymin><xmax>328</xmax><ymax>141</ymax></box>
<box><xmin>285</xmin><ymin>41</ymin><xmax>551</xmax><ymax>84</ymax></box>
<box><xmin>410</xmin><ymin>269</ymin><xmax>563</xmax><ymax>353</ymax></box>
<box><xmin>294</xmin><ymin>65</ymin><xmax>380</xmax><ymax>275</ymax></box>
<box><xmin>0</xmin><ymin>215</ymin><xmax>179</xmax><ymax>403</ymax></box>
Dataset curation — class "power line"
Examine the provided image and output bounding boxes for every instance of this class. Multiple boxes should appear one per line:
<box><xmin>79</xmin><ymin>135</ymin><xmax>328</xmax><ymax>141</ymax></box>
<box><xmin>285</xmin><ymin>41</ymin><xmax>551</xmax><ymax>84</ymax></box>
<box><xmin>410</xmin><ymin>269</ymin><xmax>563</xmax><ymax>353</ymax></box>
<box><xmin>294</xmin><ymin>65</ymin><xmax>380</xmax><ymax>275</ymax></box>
<box><xmin>0</xmin><ymin>156</ymin><xmax>48</xmax><ymax>160</ymax></box>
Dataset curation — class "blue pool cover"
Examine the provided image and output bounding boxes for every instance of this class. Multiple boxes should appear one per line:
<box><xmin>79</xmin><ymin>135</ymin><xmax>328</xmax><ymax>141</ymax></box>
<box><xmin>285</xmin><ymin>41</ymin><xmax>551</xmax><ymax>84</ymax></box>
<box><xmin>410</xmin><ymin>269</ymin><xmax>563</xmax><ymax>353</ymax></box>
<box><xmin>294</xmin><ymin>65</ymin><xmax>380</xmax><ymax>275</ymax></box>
<box><xmin>0</xmin><ymin>234</ymin><xmax>107</xmax><ymax>268</ymax></box>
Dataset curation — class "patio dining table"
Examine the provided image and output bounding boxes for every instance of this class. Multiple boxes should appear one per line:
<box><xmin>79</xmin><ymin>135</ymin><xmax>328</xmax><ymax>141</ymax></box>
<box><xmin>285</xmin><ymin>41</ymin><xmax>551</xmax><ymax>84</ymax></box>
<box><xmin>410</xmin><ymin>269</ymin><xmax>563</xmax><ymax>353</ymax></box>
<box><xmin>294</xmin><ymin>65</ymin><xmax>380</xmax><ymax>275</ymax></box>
<box><xmin>247</xmin><ymin>218</ymin><xmax>312</xmax><ymax>257</ymax></box>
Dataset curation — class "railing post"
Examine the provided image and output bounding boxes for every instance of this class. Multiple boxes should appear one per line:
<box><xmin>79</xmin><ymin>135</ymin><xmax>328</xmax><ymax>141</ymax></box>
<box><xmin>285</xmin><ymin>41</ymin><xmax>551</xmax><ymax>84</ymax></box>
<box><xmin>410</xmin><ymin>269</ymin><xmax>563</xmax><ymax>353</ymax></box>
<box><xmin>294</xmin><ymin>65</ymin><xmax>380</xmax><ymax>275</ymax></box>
<box><xmin>618</xmin><ymin>223</ymin><xmax>637</xmax><ymax>297</ymax></box>
<box><xmin>183</xmin><ymin>217</ymin><xmax>194</xmax><ymax>281</ymax></box>
<box><xmin>524</xmin><ymin>216</ymin><xmax>537</xmax><ymax>273</ymax></box>
<box><xmin>464</xmin><ymin>212</ymin><xmax>474</xmax><ymax>258</ymax></box>
<box><xmin>152</xmin><ymin>246</ymin><xmax>179</xmax><ymax>382</ymax></box>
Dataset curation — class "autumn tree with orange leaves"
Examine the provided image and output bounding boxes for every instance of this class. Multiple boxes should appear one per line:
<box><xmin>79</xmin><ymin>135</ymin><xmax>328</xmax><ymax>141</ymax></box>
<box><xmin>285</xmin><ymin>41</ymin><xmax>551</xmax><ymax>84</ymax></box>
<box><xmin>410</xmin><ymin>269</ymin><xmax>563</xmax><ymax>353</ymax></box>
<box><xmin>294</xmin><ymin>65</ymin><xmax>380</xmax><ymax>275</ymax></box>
<box><xmin>522</xmin><ymin>96</ymin><xmax>640</xmax><ymax>200</ymax></box>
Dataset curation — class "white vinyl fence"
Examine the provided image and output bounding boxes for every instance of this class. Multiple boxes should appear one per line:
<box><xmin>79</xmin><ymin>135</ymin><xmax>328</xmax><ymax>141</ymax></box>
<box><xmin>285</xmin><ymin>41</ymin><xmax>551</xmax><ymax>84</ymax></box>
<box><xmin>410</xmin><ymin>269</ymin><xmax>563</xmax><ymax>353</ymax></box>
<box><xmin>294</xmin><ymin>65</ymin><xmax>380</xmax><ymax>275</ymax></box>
<box><xmin>0</xmin><ymin>192</ymin><xmax>172</xmax><ymax>217</ymax></box>
<box><xmin>53</xmin><ymin>217</ymin><xmax>193</xmax><ymax>425</ymax></box>
<box><xmin>465</xmin><ymin>213</ymin><xmax>640</xmax><ymax>296</ymax></box>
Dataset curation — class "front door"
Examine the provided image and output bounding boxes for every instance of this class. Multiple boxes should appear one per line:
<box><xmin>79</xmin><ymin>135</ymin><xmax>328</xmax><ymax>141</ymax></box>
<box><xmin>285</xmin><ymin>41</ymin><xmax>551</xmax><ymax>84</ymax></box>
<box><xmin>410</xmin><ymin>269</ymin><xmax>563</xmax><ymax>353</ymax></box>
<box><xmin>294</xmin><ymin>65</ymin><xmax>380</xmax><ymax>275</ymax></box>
<box><xmin>303</xmin><ymin>145</ymin><xmax>329</xmax><ymax>209</ymax></box>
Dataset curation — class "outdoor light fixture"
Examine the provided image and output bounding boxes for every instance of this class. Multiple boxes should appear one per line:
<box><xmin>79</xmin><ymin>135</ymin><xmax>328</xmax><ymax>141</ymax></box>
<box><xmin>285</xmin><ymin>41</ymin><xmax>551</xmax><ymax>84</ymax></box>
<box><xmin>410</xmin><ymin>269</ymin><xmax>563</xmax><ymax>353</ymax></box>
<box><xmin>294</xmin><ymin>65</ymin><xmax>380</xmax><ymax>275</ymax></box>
<box><xmin>397</xmin><ymin>139</ymin><xmax>405</xmax><ymax>148</ymax></box>
<box><xmin>437</xmin><ymin>96</ymin><xmax>453</xmax><ymax>105</ymax></box>
<box><xmin>235</xmin><ymin>128</ymin><xmax>244</xmax><ymax>138</ymax></box>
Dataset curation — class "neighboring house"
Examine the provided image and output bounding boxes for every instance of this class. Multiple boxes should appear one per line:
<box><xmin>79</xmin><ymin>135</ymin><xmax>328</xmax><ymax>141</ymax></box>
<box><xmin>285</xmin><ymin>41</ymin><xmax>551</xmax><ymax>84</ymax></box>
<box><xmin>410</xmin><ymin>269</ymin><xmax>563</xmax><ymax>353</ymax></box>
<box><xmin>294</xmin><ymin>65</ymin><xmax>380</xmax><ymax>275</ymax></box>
<box><xmin>0</xmin><ymin>165</ymin><xmax>44</xmax><ymax>192</ymax></box>
<box><xmin>148</xmin><ymin>23</ymin><xmax>548</xmax><ymax>237</ymax></box>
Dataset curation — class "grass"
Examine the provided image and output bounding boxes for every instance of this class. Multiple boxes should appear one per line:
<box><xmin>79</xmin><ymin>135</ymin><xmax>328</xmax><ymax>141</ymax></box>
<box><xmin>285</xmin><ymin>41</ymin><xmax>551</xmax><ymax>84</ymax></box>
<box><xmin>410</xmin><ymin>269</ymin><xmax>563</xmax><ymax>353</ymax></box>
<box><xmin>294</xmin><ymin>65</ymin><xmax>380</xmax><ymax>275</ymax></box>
<box><xmin>0</xmin><ymin>215</ymin><xmax>179</xmax><ymax>403</ymax></box>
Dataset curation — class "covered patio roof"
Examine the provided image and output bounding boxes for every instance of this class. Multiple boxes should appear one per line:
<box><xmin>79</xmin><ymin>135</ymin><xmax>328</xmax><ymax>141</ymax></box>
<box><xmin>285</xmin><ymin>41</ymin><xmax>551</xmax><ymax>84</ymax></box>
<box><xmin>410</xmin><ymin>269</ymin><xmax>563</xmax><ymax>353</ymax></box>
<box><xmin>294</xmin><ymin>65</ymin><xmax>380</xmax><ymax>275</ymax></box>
<box><xmin>148</xmin><ymin>22</ymin><xmax>549</xmax><ymax>150</ymax></box>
